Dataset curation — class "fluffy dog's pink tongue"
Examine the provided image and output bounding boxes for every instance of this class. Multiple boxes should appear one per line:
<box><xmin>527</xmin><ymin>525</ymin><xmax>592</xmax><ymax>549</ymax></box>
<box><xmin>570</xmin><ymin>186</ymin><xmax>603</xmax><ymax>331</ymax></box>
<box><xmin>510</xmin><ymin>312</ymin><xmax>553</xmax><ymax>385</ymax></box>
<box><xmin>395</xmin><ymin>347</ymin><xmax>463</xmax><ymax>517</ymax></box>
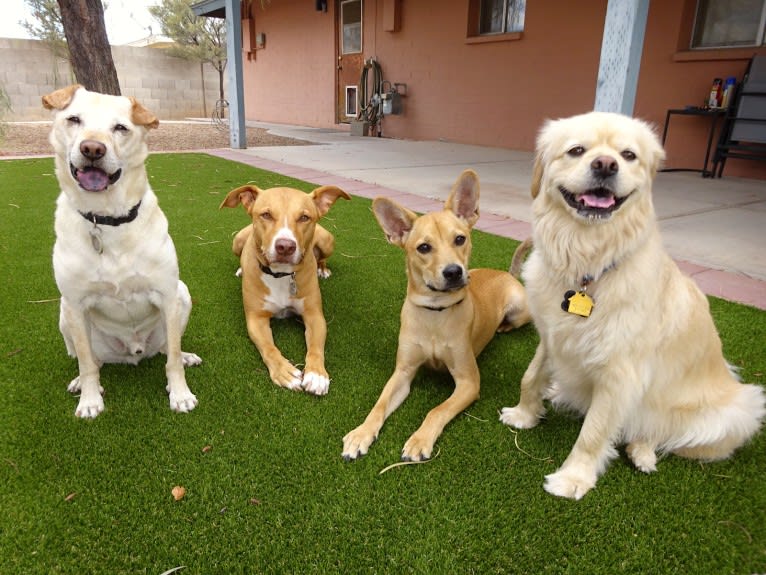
<box><xmin>76</xmin><ymin>167</ymin><xmax>110</xmax><ymax>192</ymax></box>
<box><xmin>580</xmin><ymin>193</ymin><xmax>615</xmax><ymax>208</ymax></box>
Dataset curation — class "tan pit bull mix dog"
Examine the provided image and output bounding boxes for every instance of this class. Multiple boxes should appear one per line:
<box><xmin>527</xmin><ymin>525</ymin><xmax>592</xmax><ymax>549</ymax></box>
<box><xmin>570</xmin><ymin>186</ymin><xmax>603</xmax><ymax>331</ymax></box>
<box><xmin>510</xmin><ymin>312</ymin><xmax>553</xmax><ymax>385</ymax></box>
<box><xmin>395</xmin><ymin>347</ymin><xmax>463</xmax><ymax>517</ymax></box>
<box><xmin>221</xmin><ymin>183</ymin><xmax>350</xmax><ymax>395</ymax></box>
<box><xmin>342</xmin><ymin>169</ymin><xmax>530</xmax><ymax>462</ymax></box>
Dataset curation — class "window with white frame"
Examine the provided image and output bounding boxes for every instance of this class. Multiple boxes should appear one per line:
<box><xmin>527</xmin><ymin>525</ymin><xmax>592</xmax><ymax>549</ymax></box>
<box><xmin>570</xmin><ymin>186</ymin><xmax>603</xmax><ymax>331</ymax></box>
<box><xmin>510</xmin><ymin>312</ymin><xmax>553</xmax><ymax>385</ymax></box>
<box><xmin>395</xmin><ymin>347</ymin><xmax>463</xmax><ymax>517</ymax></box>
<box><xmin>691</xmin><ymin>0</ymin><xmax>766</xmax><ymax>48</ymax></box>
<box><xmin>479</xmin><ymin>0</ymin><xmax>526</xmax><ymax>35</ymax></box>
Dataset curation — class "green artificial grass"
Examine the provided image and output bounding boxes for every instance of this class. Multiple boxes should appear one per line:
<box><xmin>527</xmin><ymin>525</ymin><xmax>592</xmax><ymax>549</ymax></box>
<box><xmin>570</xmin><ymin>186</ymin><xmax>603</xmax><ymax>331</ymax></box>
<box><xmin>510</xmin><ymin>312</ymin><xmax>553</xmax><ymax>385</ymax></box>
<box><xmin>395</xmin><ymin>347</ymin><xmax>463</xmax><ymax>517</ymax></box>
<box><xmin>0</xmin><ymin>154</ymin><xmax>764</xmax><ymax>574</ymax></box>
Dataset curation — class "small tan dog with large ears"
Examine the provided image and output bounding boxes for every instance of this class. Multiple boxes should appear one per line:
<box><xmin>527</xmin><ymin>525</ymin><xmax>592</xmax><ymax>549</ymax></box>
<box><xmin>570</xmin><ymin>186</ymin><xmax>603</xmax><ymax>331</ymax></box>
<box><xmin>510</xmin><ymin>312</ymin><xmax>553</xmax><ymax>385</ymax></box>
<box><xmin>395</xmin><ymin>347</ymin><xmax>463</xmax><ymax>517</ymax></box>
<box><xmin>43</xmin><ymin>84</ymin><xmax>200</xmax><ymax>418</ymax></box>
<box><xmin>221</xmin><ymin>183</ymin><xmax>350</xmax><ymax>395</ymax></box>
<box><xmin>342</xmin><ymin>169</ymin><xmax>530</xmax><ymax>462</ymax></box>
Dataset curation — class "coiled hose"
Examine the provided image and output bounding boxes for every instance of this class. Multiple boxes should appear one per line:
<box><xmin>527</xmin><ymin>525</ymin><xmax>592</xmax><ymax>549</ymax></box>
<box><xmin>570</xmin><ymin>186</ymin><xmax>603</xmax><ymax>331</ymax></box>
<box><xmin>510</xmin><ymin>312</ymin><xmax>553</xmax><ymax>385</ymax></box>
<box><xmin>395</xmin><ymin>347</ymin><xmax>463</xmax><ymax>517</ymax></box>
<box><xmin>357</xmin><ymin>58</ymin><xmax>383</xmax><ymax>135</ymax></box>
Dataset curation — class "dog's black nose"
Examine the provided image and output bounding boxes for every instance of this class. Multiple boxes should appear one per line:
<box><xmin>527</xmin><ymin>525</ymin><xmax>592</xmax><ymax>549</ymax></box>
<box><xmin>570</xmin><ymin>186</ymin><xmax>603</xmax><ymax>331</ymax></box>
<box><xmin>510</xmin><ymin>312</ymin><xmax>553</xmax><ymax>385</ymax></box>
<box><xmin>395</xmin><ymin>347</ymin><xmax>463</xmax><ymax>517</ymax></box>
<box><xmin>80</xmin><ymin>139</ymin><xmax>106</xmax><ymax>161</ymax></box>
<box><xmin>442</xmin><ymin>264</ymin><xmax>463</xmax><ymax>283</ymax></box>
<box><xmin>591</xmin><ymin>155</ymin><xmax>618</xmax><ymax>178</ymax></box>
<box><xmin>275</xmin><ymin>238</ymin><xmax>296</xmax><ymax>257</ymax></box>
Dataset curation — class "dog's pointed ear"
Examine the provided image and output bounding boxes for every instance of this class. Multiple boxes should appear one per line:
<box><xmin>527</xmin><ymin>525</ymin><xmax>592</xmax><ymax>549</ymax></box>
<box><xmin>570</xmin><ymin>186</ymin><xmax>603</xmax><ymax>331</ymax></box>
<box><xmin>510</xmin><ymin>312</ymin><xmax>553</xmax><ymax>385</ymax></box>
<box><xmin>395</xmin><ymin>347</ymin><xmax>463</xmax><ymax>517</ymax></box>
<box><xmin>530</xmin><ymin>154</ymin><xmax>544</xmax><ymax>199</ymax></box>
<box><xmin>311</xmin><ymin>185</ymin><xmax>351</xmax><ymax>216</ymax></box>
<box><xmin>129</xmin><ymin>97</ymin><xmax>159</xmax><ymax>130</ymax></box>
<box><xmin>220</xmin><ymin>185</ymin><xmax>261</xmax><ymax>210</ymax></box>
<box><xmin>445</xmin><ymin>169</ymin><xmax>480</xmax><ymax>226</ymax></box>
<box><xmin>372</xmin><ymin>197</ymin><xmax>417</xmax><ymax>247</ymax></box>
<box><xmin>42</xmin><ymin>84</ymin><xmax>83</xmax><ymax>111</ymax></box>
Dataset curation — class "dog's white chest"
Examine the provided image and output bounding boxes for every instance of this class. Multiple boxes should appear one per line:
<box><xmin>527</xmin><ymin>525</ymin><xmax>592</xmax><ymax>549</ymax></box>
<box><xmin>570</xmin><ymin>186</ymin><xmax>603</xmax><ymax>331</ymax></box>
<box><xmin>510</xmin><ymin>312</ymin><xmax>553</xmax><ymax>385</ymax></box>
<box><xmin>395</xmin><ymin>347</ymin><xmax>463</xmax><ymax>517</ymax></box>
<box><xmin>262</xmin><ymin>272</ymin><xmax>304</xmax><ymax>317</ymax></box>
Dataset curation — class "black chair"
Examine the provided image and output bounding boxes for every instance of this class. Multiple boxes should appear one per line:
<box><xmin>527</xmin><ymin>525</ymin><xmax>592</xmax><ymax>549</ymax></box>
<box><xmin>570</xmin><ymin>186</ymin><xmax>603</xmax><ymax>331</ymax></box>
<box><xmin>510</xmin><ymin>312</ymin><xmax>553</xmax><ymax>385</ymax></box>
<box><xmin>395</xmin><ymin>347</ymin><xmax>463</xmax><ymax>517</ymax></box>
<box><xmin>712</xmin><ymin>55</ymin><xmax>766</xmax><ymax>178</ymax></box>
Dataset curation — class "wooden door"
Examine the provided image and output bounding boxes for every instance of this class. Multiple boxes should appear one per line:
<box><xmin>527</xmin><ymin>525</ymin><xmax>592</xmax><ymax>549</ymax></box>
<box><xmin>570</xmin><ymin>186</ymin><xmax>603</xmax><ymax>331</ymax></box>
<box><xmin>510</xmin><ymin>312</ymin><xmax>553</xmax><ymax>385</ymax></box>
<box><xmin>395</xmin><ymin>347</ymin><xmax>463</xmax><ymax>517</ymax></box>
<box><xmin>336</xmin><ymin>0</ymin><xmax>363</xmax><ymax>123</ymax></box>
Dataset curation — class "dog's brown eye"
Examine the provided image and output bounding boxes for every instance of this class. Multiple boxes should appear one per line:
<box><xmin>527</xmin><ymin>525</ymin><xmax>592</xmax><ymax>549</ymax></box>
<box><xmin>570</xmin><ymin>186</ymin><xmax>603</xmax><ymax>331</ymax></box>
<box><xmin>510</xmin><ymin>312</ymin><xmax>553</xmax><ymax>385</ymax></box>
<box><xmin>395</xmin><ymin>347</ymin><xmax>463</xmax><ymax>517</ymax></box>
<box><xmin>621</xmin><ymin>150</ymin><xmax>637</xmax><ymax>161</ymax></box>
<box><xmin>66</xmin><ymin>115</ymin><xmax>81</xmax><ymax>125</ymax></box>
<box><xmin>454</xmin><ymin>235</ymin><xmax>466</xmax><ymax>246</ymax></box>
<box><xmin>298</xmin><ymin>214</ymin><xmax>310</xmax><ymax>223</ymax></box>
<box><xmin>260</xmin><ymin>212</ymin><xmax>272</xmax><ymax>221</ymax></box>
<box><xmin>567</xmin><ymin>146</ymin><xmax>585</xmax><ymax>157</ymax></box>
<box><xmin>417</xmin><ymin>243</ymin><xmax>431</xmax><ymax>254</ymax></box>
<box><xmin>114</xmin><ymin>124</ymin><xmax>129</xmax><ymax>133</ymax></box>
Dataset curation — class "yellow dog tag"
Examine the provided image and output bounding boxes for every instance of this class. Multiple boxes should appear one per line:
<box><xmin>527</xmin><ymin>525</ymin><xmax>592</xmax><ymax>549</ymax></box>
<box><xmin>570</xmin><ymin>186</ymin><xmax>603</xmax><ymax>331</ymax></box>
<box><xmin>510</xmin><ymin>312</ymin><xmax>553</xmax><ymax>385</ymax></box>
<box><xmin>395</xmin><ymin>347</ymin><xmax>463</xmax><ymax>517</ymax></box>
<box><xmin>562</xmin><ymin>290</ymin><xmax>594</xmax><ymax>317</ymax></box>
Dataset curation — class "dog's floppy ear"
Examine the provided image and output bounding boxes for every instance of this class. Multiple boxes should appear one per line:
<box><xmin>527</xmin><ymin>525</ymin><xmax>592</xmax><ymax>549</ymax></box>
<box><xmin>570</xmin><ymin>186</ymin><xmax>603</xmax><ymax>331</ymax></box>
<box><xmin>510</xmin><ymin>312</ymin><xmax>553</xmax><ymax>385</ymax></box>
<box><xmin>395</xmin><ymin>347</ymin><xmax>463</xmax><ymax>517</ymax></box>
<box><xmin>372</xmin><ymin>197</ymin><xmax>417</xmax><ymax>247</ymax></box>
<box><xmin>42</xmin><ymin>84</ymin><xmax>83</xmax><ymax>111</ymax></box>
<box><xmin>220</xmin><ymin>185</ymin><xmax>261</xmax><ymax>210</ymax></box>
<box><xmin>445</xmin><ymin>169</ymin><xmax>480</xmax><ymax>226</ymax></box>
<box><xmin>311</xmin><ymin>185</ymin><xmax>351</xmax><ymax>216</ymax></box>
<box><xmin>129</xmin><ymin>98</ymin><xmax>159</xmax><ymax>130</ymax></box>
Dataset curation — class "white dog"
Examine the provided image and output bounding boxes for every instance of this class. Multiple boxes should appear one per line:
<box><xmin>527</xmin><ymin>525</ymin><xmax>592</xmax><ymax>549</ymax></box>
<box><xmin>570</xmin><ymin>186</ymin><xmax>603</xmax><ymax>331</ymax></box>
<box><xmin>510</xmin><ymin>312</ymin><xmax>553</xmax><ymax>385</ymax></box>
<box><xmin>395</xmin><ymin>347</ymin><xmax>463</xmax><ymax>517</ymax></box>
<box><xmin>43</xmin><ymin>84</ymin><xmax>201</xmax><ymax>418</ymax></box>
<box><xmin>500</xmin><ymin>111</ymin><xmax>765</xmax><ymax>499</ymax></box>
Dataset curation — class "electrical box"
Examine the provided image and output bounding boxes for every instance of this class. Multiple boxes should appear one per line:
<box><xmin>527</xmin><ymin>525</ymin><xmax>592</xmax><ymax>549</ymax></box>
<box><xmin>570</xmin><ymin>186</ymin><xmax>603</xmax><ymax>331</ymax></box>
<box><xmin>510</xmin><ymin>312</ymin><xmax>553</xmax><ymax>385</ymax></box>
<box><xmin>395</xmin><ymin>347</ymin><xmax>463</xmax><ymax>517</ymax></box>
<box><xmin>381</xmin><ymin>82</ymin><xmax>406</xmax><ymax>115</ymax></box>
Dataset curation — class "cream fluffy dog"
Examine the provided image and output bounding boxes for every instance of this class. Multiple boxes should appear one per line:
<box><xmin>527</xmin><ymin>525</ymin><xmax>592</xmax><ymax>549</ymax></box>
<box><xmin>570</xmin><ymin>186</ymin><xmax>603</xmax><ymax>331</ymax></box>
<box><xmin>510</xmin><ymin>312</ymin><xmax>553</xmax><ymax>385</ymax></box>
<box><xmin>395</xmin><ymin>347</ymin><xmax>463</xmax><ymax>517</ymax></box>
<box><xmin>500</xmin><ymin>111</ymin><xmax>765</xmax><ymax>499</ymax></box>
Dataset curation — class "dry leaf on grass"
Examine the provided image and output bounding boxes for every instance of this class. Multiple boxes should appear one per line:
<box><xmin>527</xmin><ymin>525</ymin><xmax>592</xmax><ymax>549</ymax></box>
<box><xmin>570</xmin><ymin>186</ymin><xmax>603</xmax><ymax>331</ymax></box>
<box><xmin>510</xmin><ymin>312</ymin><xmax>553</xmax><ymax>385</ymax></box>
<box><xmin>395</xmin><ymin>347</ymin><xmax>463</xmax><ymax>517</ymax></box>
<box><xmin>171</xmin><ymin>486</ymin><xmax>186</xmax><ymax>501</ymax></box>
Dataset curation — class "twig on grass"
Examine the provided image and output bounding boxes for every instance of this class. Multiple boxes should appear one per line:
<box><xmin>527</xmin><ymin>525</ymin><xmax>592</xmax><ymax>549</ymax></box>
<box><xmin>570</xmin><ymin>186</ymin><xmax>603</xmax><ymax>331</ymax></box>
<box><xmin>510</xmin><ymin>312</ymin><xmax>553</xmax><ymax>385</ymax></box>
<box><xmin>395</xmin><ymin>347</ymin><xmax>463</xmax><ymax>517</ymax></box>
<box><xmin>504</xmin><ymin>425</ymin><xmax>553</xmax><ymax>463</ymax></box>
<box><xmin>718</xmin><ymin>520</ymin><xmax>753</xmax><ymax>543</ymax></box>
<box><xmin>378</xmin><ymin>447</ymin><xmax>441</xmax><ymax>475</ymax></box>
<box><xmin>462</xmin><ymin>411</ymin><xmax>488</xmax><ymax>422</ymax></box>
<box><xmin>27</xmin><ymin>297</ymin><xmax>60</xmax><ymax>304</ymax></box>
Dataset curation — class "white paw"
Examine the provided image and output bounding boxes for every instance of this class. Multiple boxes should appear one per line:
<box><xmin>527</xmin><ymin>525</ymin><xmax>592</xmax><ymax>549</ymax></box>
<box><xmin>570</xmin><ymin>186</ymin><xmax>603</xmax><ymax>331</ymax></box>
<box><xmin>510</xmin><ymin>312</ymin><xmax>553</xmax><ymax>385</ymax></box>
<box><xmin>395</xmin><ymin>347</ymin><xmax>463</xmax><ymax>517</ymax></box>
<box><xmin>544</xmin><ymin>467</ymin><xmax>597</xmax><ymax>500</ymax></box>
<box><xmin>302</xmin><ymin>371</ymin><xmax>330</xmax><ymax>396</ymax></box>
<box><xmin>75</xmin><ymin>394</ymin><xmax>105</xmax><ymax>419</ymax></box>
<box><xmin>626</xmin><ymin>442</ymin><xmax>657</xmax><ymax>473</ymax></box>
<box><xmin>317</xmin><ymin>268</ymin><xmax>332</xmax><ymax>279</ymax></box>
<box><xmin>235</xmin><ymin>267</ymin><xmax>243</xmax><ymax>278</ymax></box>
<box><xmin>66</xmin><ymin>376</ymin><xmax>104</xmax><ymax>396</ymax></box>
<box><xmin>168</xmin><ymin>388</ymin><xmax>198</xmax><ymax>413</ymax></box>
<box><xmin>499</xmin><ymin>405</ymin><xmax>541</xmax><ymax>429</ymax></box>
<box><xmin>182</xmin><ymin>352</ymin><xmax>202</xmax><ymax>367</ymax></box>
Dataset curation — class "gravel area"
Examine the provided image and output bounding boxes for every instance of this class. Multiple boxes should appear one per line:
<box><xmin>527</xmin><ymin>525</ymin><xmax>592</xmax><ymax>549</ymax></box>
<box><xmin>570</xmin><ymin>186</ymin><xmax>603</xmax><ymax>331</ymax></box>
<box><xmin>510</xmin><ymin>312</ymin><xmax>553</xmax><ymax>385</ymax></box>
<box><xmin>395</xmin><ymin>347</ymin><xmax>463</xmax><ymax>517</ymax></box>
<box><xmin>0</xmin><ymin>121</ymin><xmax>311</xmax><ymax>157</ymax></box>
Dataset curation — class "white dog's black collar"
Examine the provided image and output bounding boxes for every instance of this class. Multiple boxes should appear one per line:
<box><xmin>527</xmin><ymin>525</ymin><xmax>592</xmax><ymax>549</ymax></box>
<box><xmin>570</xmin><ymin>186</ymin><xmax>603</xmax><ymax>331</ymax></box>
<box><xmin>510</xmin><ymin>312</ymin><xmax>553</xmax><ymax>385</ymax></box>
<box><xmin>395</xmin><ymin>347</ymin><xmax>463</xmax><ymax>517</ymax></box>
<box><xmin>79</xmin><ymin>201</ymin><xmax>142</xmax><ymax>227</ymax></box>
<box><xmin>422</xmin><ymin>297</ymin><xmax>465</xmax><ymax>312</ymax></box>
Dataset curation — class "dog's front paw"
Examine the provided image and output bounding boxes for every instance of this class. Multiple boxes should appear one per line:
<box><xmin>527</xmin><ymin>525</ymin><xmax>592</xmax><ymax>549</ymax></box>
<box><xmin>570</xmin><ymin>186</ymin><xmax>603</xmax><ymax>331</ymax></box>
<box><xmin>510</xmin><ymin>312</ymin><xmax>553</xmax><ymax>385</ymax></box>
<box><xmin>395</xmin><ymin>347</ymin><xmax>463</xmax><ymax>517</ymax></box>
<box><xmin>499</xmin><ymin>405</ymin><xmax>542</xmax><ymax>429</ymax></box>
<box><xmin>302</xmin><ymin>371</ymin><xmax>329</xmax><ymax>396</ymax></box>
<box><xmin>75</xmin><ymin>393</ymin><xmax>105</xmax><ymax>419</ymax></box>
<box><xmin>544</xmin><ymin>467</ymin><xmax>597</xmax><ymax>500</ymax></box>
<box><xmin>317</xmin><ymin>267</ymin><xmax>332</xmax><ymax>279</ymax></box>
<box><xmin>626</xmin><ymin>441</ymin><xmax>657</xmax><ymax>473</ymax></box>
<box><xmin>182</xmin><ymin>351</ymin><xmax>202</xmax><ymax>367</ymax></box>
<box><xmin>269</xmin><ymin>361</ymin><xmax>303</xmax><ymax>390</ymax></box>
<box><xmin>401</xmin><ymin>434</ymin><xmax>434</xmax><ymax>462</ymax></box>
<box><xmin>168</xmin><ymin>387</ymin><xmax>198</xmax><ymax>413</ymax></box>
<box><xmin>342</xmin><ymin>426</ymin><xmax>377</xmax><ymax>461</ymax></box>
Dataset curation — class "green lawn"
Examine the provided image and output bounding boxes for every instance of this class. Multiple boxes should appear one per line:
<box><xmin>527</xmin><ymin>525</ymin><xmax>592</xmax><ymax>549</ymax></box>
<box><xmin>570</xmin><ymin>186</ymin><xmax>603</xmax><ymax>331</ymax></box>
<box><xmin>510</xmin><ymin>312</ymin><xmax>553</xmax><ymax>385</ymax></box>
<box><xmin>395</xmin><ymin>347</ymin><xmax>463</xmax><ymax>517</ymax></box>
<box><xmin>1</xmin><ymin>153</ymin><xmax>764</xmax><ymax>574</ymax></box>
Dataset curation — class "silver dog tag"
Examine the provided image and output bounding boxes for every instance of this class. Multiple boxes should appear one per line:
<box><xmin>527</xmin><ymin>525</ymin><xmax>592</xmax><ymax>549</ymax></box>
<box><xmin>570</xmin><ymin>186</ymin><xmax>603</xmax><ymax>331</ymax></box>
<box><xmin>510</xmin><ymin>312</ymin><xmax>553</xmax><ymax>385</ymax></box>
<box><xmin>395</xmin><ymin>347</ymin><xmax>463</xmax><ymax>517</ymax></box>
<box><xmin>289</xmin><ymin>273</ymin><xmax>297</xmax><ymax>296</ymax></box>
<box><xmin>89</xmin><ymin>226</ymin><xmax>103</xmax><ymax>254</ymax></box>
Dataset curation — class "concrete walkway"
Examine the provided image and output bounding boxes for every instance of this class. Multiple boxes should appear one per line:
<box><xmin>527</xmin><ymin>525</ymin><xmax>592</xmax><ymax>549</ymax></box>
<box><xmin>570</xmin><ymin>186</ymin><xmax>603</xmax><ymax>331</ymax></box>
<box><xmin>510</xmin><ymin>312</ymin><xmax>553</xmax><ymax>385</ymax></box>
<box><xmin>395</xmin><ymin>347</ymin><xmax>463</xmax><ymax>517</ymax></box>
<box><xmin>212</xmin><ymin>121</ymin><xmax>764</xmax><ymax>311</ymax></box>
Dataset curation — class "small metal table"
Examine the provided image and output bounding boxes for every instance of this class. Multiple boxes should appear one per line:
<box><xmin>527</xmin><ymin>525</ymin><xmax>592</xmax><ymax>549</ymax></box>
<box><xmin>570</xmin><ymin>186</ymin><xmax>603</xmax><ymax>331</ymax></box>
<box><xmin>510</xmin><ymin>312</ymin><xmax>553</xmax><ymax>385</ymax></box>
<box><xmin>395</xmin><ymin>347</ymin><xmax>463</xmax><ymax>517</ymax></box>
<box><xmin>660</xmin><ymin>107</ymin><xmax>727</xmax><ymax>178</ymax></box>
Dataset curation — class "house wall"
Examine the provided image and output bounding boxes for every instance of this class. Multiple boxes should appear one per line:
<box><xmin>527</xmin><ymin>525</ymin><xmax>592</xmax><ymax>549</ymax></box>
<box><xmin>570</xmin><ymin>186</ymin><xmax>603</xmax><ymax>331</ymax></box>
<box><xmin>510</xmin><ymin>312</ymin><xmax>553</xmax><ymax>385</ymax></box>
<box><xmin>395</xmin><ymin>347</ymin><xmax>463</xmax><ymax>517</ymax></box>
<box><xmin>243</xmin><ymin>0</ymin><xmax>766</xmax><ymax>179</ymax></box>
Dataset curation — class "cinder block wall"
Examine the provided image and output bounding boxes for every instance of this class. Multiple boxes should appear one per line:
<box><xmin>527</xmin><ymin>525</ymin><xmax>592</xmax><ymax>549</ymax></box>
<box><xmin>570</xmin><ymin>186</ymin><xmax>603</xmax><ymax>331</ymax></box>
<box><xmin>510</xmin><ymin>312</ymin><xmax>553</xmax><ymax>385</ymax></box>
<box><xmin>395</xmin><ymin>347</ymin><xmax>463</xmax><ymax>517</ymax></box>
<box><xmin>0</xmin><ymin>38</ymin><xmax>223</xmax><ymax>121</ymax></box>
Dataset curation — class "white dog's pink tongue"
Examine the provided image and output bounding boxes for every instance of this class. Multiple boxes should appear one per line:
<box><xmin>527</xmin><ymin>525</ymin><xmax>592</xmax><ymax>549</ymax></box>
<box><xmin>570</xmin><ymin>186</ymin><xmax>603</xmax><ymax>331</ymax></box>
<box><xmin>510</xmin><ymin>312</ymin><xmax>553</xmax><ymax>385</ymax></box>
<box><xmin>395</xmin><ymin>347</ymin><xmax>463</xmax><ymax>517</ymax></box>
<box><xmin>77</xmin><ymin>168</ymin><xmax>110</xmax><ymax>192</ymax></box>
<box><xmin>580</xmin><ymin>193</ymin><xmax>615</xmax><ymax>208</ymax></box>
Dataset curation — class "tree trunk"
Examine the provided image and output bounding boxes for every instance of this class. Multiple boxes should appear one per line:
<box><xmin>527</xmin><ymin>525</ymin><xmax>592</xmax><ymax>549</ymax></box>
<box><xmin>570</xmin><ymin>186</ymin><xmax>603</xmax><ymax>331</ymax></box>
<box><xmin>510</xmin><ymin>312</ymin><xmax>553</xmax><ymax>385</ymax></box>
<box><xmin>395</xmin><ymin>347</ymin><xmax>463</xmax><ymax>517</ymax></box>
<box><xmin>57</xmin><ymin>0</ymin><xmax>121</xmax><ymax>95</ymax></box>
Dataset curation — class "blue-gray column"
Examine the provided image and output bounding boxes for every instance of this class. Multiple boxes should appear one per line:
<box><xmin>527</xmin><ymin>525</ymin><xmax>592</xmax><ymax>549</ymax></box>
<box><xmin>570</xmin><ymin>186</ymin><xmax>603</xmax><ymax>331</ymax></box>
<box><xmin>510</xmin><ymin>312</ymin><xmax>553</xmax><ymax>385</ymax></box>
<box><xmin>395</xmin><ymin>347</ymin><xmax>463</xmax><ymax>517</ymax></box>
<box><xmin>225</xmin><ymin>0</ymin><xmax>246</xmax><ymax>148</ymax></box>
<box><xmin>594</xmin><ymin>0</ymin><xmax>650</xmax><ymax>116</ymax></box>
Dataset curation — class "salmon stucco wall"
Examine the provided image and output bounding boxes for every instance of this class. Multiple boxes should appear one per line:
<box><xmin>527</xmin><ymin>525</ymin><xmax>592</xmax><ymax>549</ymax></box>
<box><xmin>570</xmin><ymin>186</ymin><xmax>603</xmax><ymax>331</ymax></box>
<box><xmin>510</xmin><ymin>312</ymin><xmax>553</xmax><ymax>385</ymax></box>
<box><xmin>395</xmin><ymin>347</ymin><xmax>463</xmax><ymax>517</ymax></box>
<box><xmin>242</xmin><ymin>2</ymin><xmax>337</xmax><ymax>129</ymax></box>
<box><xmin>242</xmin><ymin>0</ymin><xmax>766</xmax><ymax>179</ymax></box>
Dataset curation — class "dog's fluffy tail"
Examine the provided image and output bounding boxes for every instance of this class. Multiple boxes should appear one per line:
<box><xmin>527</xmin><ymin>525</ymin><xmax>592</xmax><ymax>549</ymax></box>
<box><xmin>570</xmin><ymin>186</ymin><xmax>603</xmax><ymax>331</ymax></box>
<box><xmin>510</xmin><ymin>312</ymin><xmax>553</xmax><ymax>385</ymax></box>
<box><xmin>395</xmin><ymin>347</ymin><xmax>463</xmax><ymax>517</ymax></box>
<box><xmin>509</xmin><ymin>237</ymin><xmax>533</xmax><ymax>279</ymax></box>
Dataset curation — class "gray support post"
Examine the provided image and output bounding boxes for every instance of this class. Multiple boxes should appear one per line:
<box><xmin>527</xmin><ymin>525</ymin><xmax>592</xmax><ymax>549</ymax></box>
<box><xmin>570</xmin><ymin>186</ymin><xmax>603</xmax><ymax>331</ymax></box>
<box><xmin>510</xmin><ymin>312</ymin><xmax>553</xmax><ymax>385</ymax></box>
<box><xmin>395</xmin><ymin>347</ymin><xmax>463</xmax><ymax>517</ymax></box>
<box><xmin>225</xmin><ymin>0</ymin><xmax>246</xmax><ymax>148</ymax></box>
<box><xmin>594</xmin><ymin>0</ymin><xmax>650</xmax><ymax>116</ymax></box>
